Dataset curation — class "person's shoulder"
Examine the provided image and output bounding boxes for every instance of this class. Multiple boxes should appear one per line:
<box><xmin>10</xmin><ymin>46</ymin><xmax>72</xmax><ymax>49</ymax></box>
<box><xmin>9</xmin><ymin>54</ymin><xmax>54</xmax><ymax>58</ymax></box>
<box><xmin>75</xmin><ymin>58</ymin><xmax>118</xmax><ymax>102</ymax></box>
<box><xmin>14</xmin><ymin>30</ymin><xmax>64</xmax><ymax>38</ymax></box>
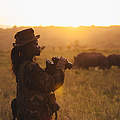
<box><xmin>24</xmin><ymin>61</ymin><xmax>44</xmax><ymax>73</ymax></box>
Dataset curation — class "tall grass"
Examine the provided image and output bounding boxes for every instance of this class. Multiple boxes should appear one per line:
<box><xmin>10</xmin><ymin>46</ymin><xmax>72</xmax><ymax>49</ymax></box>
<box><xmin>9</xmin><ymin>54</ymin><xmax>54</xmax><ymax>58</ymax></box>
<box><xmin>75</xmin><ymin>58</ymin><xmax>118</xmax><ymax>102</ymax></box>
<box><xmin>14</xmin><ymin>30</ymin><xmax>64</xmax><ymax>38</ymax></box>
<box><xmin>0</xmin><ymin>48</ymin><xmax>120</xmax><ymax>120</ymax></box>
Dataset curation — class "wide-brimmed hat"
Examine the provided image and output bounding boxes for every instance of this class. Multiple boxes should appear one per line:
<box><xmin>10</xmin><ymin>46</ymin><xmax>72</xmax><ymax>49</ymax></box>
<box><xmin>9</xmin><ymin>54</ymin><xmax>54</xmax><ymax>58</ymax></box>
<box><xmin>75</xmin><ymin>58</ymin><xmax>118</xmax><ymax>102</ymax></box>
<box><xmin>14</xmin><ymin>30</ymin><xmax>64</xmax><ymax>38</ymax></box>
<box><xmin>13</xmin><ymin>28</ymin><xmax>40</xmax><ymax>47</ymax></box>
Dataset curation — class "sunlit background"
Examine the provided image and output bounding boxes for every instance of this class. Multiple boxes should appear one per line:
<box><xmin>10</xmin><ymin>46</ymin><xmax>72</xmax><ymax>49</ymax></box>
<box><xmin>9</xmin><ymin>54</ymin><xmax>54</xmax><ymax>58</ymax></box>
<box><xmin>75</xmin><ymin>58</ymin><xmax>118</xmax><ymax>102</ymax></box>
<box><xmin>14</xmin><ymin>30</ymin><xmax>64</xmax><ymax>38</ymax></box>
<box><xmin>1</xmin><ymin>1</ymin><xmax>120</xmax><ymax>120</ymax></box>
<box><xmin>0</xmin><ymin>0</ymin><xmax>119</xmax><ymax>27</ymax></box>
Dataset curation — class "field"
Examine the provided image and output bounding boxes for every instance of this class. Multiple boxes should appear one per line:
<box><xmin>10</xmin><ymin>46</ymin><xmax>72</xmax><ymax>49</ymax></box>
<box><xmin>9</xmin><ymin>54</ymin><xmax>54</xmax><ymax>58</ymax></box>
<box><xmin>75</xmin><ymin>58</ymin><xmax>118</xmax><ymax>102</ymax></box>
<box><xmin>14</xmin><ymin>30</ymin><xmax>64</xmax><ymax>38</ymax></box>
<box><xmin>0</xmin><ymin>47</ymin><xmax>120</xmax><ymax>120</ymax></box>
<box><xmin>0</xmin><ymin>26</ymin><xmax>120</xmax><ymax>120</ymax></box>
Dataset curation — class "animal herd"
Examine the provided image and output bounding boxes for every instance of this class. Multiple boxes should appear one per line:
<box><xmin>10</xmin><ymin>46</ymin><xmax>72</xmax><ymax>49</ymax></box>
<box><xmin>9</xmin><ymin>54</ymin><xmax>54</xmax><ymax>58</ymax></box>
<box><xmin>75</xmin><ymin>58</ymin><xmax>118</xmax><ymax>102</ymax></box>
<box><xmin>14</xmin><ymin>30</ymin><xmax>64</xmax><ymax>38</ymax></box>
<box><xmin>73</xmin><ymin>52</ymin><xmax>120</xmax><ymax>70</ymax></box>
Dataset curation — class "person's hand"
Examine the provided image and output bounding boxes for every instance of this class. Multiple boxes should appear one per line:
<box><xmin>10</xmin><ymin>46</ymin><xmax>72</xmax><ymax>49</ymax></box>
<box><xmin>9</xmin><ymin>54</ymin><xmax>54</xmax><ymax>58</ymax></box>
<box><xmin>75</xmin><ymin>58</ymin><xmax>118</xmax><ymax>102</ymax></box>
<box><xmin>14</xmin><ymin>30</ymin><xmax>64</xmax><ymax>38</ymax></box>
<box><xmin>56</xmin><ymin>57</ymin><xmax>67</xmax><ymax>71</ymax></box>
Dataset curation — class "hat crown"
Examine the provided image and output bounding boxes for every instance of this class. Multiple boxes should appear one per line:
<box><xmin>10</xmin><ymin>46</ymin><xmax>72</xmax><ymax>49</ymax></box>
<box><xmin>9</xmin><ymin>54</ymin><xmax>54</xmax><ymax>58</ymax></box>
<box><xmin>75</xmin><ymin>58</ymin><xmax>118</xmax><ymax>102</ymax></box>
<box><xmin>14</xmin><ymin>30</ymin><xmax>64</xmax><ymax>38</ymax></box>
<box><xmin>15</xmin><ymin>28</ymin><xmax>34</xmax><ymax>41</ymax></box>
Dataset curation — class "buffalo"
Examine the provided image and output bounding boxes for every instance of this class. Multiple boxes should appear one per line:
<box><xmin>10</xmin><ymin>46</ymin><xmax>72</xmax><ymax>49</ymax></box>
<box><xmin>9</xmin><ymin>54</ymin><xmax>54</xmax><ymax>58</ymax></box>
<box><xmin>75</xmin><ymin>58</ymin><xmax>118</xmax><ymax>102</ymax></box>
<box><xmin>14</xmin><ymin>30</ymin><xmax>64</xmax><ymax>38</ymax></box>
<box><xmin>73</xmin><ymin>52</ymin><xmax>110</xmax><ymax>69</ymax></box>
<box><xmin>107</xmin><ymin>54</ymin><xmax>120</xmax><ymax>68</ymax></box>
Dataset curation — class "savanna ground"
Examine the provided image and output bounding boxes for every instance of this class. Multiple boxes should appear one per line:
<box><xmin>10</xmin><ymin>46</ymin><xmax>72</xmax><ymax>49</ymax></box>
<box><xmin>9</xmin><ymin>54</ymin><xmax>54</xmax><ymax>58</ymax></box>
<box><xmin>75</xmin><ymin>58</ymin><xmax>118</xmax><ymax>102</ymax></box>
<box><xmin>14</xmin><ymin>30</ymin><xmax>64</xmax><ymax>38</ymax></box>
<box><xmin>0</xmin><ymin>47</ymin><xmax>120</xmax><ymax>120</ymax></box>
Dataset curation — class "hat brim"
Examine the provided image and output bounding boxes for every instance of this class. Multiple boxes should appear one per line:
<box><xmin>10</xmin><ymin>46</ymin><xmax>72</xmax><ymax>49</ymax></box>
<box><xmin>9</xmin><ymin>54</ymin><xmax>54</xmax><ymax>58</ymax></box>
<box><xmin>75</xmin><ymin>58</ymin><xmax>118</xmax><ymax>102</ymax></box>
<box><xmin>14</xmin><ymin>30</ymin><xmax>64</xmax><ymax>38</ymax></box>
<box><xmin>13</xmin><ymin>34</ymin><xmax>40</xmax><ymax>47</ymax></box>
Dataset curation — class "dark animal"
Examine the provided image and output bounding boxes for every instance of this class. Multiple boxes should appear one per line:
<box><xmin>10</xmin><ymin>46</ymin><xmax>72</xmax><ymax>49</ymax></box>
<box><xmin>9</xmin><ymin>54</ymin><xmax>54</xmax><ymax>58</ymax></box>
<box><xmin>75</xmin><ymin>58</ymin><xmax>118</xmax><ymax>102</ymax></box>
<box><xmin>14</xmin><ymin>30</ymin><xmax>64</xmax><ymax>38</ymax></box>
<box><xmin>107</xmin><ymin>54</ymin><xmax>120</xmax><ymax>68</ymax></box>
<box><xmin>73</xmin><ymin>52</ymin><xmax>110</xmax><ymax>69</ymax></box>
<box><xmin>11</xmin><ymin>98</ymin><xmax>17</xmax><ymax>120</ymax></box>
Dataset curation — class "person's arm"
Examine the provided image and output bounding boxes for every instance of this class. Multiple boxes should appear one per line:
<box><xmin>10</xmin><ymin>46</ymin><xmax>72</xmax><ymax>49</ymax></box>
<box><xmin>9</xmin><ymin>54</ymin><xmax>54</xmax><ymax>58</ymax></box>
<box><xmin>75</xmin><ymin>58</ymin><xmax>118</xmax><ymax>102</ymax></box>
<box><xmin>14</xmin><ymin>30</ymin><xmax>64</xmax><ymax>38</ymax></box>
<box><xmin>24</xmin><ymin>62</ymin><xmax>64</xmax><ymax>92</ymax></box>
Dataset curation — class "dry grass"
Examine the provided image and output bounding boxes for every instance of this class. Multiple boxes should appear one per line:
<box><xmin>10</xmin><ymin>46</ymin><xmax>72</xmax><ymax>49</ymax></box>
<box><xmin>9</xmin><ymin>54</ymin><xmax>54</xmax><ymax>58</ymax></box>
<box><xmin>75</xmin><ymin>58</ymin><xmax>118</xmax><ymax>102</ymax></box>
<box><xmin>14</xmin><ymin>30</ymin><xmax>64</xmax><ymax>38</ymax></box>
<box><xmin>0</xmin><ymin>48</ymin><xmax>120</xmax><ymax>120</ymax></box>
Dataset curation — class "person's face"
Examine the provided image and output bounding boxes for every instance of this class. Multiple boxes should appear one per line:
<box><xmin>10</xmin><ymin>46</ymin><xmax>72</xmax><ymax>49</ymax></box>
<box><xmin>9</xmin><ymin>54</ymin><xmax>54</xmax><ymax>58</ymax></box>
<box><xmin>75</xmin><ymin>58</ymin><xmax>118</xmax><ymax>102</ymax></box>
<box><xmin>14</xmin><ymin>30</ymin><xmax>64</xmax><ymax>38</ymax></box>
<box><xmin>31</xmin><ymin>40</ymin><xmax>40</xmax><ymax>56</ymax></box>
<box><xmin>23</xmin><ymin>40</ymin><xmax>40</xmax><ymax>58</ymax></box>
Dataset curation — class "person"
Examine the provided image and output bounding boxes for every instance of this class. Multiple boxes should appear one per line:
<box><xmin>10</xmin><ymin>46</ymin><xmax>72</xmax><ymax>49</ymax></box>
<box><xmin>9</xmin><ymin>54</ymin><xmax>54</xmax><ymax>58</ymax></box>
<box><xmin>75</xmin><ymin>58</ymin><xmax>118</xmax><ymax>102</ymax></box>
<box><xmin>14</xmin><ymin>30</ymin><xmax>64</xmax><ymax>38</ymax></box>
<box><xmin>11</xmin><ymin>28</ymin><xmax>68</xmax><ymax>120</ymax></box>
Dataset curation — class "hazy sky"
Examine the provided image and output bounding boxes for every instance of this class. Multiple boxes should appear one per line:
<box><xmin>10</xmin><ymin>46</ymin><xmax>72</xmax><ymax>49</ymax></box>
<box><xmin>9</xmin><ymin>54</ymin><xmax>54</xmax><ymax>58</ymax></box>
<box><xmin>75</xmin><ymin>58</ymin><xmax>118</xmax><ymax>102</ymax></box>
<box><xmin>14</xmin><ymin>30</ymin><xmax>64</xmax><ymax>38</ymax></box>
<box><xmin>0</xmin><ymin>0</ymin><xmax>119</xmax><ymax>27</ymax></box>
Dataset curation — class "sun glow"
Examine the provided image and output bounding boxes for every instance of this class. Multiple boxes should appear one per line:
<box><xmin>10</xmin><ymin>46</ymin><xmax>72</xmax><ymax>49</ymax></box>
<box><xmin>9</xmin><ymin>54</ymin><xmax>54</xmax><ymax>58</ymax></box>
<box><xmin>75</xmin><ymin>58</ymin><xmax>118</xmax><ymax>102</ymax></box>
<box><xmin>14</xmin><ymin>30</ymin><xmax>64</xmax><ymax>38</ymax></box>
<box><xmin>0</xmin><ymin>0</ymin><xmax>119</xmax><ymax>27</ymax></box>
